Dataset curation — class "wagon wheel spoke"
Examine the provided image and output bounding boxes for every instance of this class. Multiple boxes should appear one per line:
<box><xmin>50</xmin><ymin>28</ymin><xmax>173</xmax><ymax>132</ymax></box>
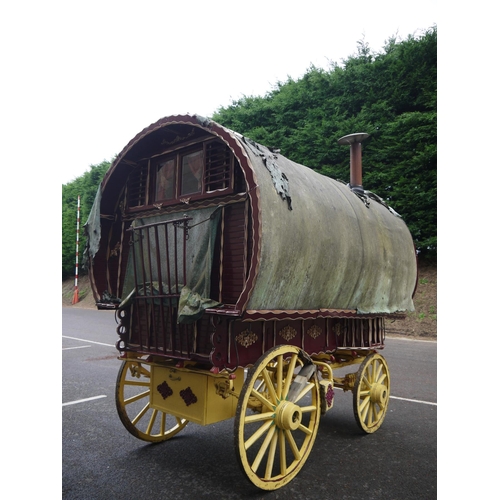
<box><xmin>252</xmin><ymin>426</ymin><xmax>278</xmax><ymax>471</ymax></box>
<box><xmin>294</xmin><ymin>382</ymin><xmax>316</xmax><ymax>404</ymax></box>
<box><xmin>276</xmin><ymin>355</ymin><xmax>283</xmax><ymax>400</ymax></box>
<box><xmin>131</xmin><ymin>402</ymin><xmax>151</xmax><ymax>425</ymax></box>
<box><xmin>265</xmin><ymin>428</ymin><xmax>279</xmax><ymax>479</ymax></box>
<box><xmin>353</xmin><ymin>353</ymin><xmax>390</xmax><ymax>434</ymax></box>
<box><xmin>124</xmin><ymin>379</ymin><xmax>150</xmax><ymax>388</ymax></box>
<box><xmin>116</xmin><ymin>358</ymin><xmax>188</xmax><ymax>442</ymax></box>
<box><xmin>279</xmin><ymin>430</ymin><xmax>287</xmax><ymax>475</ymax></box>
<box><xmin>124</xmin><ymin>390</ymin><xmax>150</xmax><ymax>405</ymax></box>
<box><xmin>261</xmin><ymin>366</ymin><xmax>278</xmax><ymax>405</ymax></box>
<box><xmin>244</xmin><ymin>420</ymin><xmax>274</xmax><ymax>450</ymax></box>
<box><xmin>282</xmin><ymin>353</ymin><xmax>298</xmax><ymax>397</ymax></box>
<box><xmin>244</xmin><ymin>411</ymin><xmax>275</xmax><ymax>424</ymax></box>
<box><xmin>249</xmin><ymin>388</ymin><xmax>275</xmax><ymax>412</ymax></box>
<box><xmin>146</xmin><ymin>409</ymin><xmax>159</xmax><ymax>434</ymax></box>
<box><xmin>235</xmin><ymin>345</ymin><xmax>320</xmax><ymax>491</ymax></box>
<box><xmin>284</xmin><ymin>429</ymin><xmax>301</xmax><ymax>460</ymax></box>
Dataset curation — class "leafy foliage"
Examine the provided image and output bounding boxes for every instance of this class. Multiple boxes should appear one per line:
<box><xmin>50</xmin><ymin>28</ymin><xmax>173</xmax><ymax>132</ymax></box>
<box><xmin>62</xmin><ymin>161</ymin><xmax>111</xmax><ymax>279</ymax></box>
<box><xmin>213</xmin><ymin>26</ymin><xmax>437</xmax><ymax>256</ymax></box>
<box><xmin>61</xmin><ymin>27</ymin><xmax>437</xmax><ymax>279</ymax></box>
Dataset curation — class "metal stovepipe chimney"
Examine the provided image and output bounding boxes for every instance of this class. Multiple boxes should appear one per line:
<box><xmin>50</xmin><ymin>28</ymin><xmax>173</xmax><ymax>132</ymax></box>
<box><xmin>338</xmin><ymin>132</ymin><xmax>370</xmax><ymax>194</ymax></box>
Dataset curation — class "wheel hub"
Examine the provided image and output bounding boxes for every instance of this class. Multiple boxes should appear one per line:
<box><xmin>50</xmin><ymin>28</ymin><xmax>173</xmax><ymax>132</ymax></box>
<box><xmin>275</xmin><ymin>401</ymin><xmax>302</xmax><ymax>430</ymax></box>
<box><xmin>370</xmin><ymin>383</ymin><xmax>388</xmax><ymax>405</ymax></box>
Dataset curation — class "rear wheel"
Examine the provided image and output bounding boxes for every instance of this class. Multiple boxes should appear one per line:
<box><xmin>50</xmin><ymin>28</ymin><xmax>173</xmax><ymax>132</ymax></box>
<box><xmin>353</xmin><ymin>353</ymin><xmax>390</xmax><ymax>433</ymax></box>
<box><xmin>116</xmin><ymin>358</ymin><xmax>188</xmax><ymax>442</ymax></box>
<box><xmin>234</xmin><ymin>345</ymin><xmax>320</xmax><ymax>490</ymax></box>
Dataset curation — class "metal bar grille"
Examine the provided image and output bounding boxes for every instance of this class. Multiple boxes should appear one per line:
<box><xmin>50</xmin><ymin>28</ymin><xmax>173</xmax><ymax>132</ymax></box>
<box><xmin>126</xmin><ymin>216</ymin><xmax>193</xmax><ymax>357</ymax></box>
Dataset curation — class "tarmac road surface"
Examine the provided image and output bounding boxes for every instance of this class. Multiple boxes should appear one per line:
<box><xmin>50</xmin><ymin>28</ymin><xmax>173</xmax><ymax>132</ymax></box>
<box><xmin>62</xmin><ymin>308</ymin><xmax>437</xmax><ymax>499</ymax></box>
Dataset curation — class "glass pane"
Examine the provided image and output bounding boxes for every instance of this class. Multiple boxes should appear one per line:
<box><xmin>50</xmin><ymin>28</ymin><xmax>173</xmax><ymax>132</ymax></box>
<box><xmin>181</xmin><ymin>150</ymin><xmax>203</xmax><ymax>195</ymax></box>
<box><xmin>156</xmin><ymin>159</ymin><xmax>176</xmax><ymax>200</ymax></box>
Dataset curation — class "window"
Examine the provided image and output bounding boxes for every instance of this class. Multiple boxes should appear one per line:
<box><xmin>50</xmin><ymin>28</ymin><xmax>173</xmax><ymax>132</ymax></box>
<box><xmin>205</xmin><ymin>141</ymin><xmax>231</xmax><ymax>191</ymax></box>
<box><xmin>156</xmin><ymin>159</ymin><xmax>176</xmax><ymax>201</ymax></box>
<box><xmin>181</xmin><ymin>150</ymin><xmax>203</xmax><ymax>195</ymax></box>
<box><xmin>127</xmin><ymin>139</ymin><xmax>234</xmax><ymax>212</ymax></box>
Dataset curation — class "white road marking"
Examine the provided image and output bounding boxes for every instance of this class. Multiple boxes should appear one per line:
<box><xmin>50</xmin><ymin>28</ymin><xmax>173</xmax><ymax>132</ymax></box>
<box><xmin>62</xmin><ymin>337</ymin><xmax>436</xmax><ymax>406</ymax></box>
<box><xmin>62</xmin><ymin>335</ymin><xmax>115</xmax><ymax>348</ymax></box>
<box><xmin>62</xmin><ymin>395</ymin><xmax>107</xmax><ymax>407</ymax></box>
<box><xmin>386</xmin><ymin>335</ymin><xmax>437</xmax><ymax>343</ymax></box>
<box><xmin>390</xmin><ymin>395</ymin><xmax>437</xmax><ymax>406</ymax></box>
<box><xmin>62</xmin><ymin>345</ymin><xmax>91</xmax><ymax>350</ymax></box>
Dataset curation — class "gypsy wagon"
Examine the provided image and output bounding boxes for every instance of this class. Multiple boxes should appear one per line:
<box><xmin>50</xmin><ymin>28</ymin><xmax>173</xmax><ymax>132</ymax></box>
<box><xmin>85</xmin><ymin>114</ymin><xmax>417</xmax><ymax>490</ymax></box>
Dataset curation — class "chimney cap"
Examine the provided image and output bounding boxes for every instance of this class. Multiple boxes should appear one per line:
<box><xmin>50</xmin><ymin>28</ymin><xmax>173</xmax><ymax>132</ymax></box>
<box><xmin>338</xmin><ymin>132</ymin><xmax>370</xmax><ymax>145</ymax></box>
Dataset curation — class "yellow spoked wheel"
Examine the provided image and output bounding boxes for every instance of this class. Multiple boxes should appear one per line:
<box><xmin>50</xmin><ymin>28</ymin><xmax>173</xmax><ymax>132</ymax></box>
<box><xmin>234</xmin><ymin>345</ymin><xmax>321</xmax><ymax>490</ymax></box>
<box><xmin>353</xmin><ymin>353</ymin><xmax>390</xmax><ymax>434</ymax></box>
<box><xmin>116</xmin><ymin>358</ymin><xmax>188</xmax><ymax>442</ymax></box>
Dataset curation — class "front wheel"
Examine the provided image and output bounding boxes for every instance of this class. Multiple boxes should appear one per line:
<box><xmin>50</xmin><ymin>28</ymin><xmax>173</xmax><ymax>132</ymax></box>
<box><xmin>234</xmin><ymin>345</ymin><xmax>321</xmax><ymax>490</ymax></box>
<box><xmin>116</xmin><ymin>357</ymin><xmax>188</xmax><ymax>442</ymax></box>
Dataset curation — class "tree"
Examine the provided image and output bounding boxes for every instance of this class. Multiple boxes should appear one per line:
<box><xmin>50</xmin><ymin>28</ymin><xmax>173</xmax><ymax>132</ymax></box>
<box><xmin>62</xmin><ymin>160</ymin><xmax>111</xmax><ymax>279</ymax></box>
<box><xmin>212</xmin><ymin>26</ymin><xmax>437</xmax><ymax>257</ymax></box>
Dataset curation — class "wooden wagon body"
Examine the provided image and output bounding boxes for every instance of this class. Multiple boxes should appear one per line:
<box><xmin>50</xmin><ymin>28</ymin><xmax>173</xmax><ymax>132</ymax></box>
<box><xmin>86</xmin><ymin>114</ymin><xmax>417</xmax><ymax>490</ymax></box>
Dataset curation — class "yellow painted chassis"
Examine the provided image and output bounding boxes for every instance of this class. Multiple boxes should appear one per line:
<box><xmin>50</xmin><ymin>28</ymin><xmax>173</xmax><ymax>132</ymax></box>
<box><xmin>116</xmin><ymin>346</ymin><xmax>390</xmax><ymax>490</ymax></box>
<box><xmin>117</xmin><ymin>347</ymin><xmax>387</xmax><ymax>429</ymax></box>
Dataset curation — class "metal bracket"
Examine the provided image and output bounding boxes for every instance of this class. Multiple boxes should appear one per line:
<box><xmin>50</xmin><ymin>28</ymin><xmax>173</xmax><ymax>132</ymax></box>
<box><xmin>214</xmin><ymin>378</ymin><xmax>235</xmax><ymax>399</ymax></box>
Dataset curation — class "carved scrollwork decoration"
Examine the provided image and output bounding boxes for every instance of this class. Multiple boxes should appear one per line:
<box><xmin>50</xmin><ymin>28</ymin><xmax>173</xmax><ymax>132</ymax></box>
<box><xmin>307</xmin><ymin>325</ymin><xmax>322</xmax><ymax>339</ymax></box>
<box><xmin>236</xmin><ymin>329</ymin><xmax>258</xmax><ymax>348</ymax></box>
<box><xmin>279</xmin><ymin>325</ymin><xmax>297</xmax><ymax>341</ymax></box>
<box><xmin>334</xmin><ymin>322</ymin><xmax>342</xmax><ymax>337</ymax></box>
